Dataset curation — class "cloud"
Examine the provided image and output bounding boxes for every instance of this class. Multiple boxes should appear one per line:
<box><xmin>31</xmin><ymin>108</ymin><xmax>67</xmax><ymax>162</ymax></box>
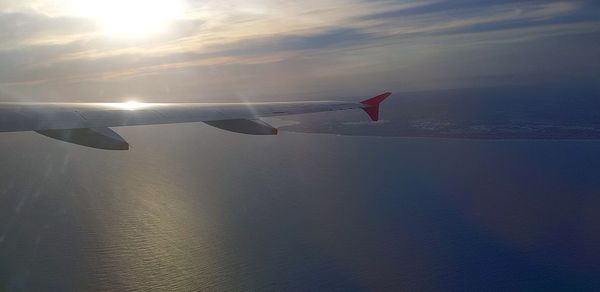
<box><xmin>0</xmin><ymin>0</ymin><xmax>598</xmax><ymax>100</ymax></box>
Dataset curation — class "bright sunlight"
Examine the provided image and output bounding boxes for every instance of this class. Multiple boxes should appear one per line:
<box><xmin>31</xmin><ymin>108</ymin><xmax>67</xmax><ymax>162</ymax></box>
<box><xmin>73</xmin><ymin>0</ymin><xmax>184</xmax><ymax>37</ymax></box>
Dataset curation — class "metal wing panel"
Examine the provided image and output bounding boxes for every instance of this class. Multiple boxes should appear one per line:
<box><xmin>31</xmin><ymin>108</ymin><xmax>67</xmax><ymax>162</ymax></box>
<box><xmin>0</xmin><ymin>101</ymin><xmax>363</xmax><ymax>132</ymax></box>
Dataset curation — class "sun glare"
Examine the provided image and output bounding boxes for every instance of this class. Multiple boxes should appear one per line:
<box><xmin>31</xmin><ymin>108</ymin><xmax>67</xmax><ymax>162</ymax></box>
<box><xmin>111</xmin><ymin>100</ymin><xmax>149</xmax><ymax>111</ymax></box>
<box><xmin>74</xmin><ymin>0</ymin><xmax>184</xmax><ymax>37</ymax></box>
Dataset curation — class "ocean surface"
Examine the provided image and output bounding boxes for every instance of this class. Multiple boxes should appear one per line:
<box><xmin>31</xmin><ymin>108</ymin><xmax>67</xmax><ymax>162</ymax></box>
<box><xmin>1</xmin><ymin>122</ymin><xmax>599</xmax><ymax>291</ymax></box>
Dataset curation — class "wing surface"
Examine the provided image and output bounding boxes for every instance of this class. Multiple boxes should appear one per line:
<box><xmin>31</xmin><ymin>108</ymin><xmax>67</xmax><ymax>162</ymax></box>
<box><xmin>0</xmin><ymin>92</ymin><xmax>391</xmax><ymax>149</ymax></box>
<box><xmin>0</xmin><ymin>100</ymin><xmax>367</xmax><ymax>132</ymax></box>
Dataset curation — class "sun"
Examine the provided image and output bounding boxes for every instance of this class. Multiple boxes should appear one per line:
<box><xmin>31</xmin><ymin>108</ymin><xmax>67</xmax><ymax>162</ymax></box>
<box><xmin>74</xmin><ymin>0</ymin><xmax>184</xmax><ymax>37</ymax></box>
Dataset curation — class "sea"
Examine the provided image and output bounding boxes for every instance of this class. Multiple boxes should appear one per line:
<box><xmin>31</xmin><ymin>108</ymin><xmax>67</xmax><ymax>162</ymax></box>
<box><xmin>0</xmin><ymin>121</ymin><xmax>599</xmax><ymax>291</ymax></box>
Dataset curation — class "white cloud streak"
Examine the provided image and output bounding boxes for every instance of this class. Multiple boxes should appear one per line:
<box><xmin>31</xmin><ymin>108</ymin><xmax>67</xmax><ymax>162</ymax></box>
<box><xmin>0</xmin><ymin>0</ymin><xmax>597</xmax><ymax>100</ymax></box>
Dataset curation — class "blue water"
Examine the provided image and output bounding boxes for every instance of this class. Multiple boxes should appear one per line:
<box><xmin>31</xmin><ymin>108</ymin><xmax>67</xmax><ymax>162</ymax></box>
<box><xmin>1</xmin><ymin>124</ymin><xmax>599</xmax><ymax>290</ymax></box>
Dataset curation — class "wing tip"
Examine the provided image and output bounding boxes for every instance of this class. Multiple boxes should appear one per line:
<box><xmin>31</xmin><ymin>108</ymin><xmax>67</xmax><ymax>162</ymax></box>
<box><xmin>360</xmin><ymin>92</ymin><xmax>392</xmax><ymax>107</ymax></box>
<box><xmin>360</xmin><ymin>92</ymin><xmax>392</xmax><ymax>121</ymax></box>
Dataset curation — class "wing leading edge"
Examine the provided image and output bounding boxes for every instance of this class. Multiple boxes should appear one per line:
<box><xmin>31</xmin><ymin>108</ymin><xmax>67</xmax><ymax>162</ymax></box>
<box><xmin>0</xmin><ymin>92</ymin><xmax>391</xmax><ymax>150</ymax></box>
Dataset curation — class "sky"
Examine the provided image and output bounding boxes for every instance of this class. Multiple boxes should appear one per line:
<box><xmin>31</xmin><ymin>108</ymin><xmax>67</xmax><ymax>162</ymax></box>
<box><xmin>0</xmin><ymin>0</ymin><xmax>598</xmax><ymax>102</ymax></box>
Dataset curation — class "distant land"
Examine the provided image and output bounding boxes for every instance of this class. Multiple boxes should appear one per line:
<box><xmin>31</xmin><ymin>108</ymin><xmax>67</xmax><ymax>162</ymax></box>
<box><xmin>275</xmin><ymin>85</ymin><xmax>600</xmax><ymax>139</ymax></box>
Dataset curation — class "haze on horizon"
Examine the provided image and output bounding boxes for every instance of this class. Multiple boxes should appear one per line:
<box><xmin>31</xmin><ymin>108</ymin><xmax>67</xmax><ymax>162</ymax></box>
<box><xmin>0</xmin><ymin>0</ymin><xmax>598</xmax><ymax>102</ymax></box>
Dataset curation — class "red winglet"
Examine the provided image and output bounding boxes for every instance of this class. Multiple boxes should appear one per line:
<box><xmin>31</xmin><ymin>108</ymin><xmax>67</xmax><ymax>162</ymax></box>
<box><xmin>360</xmin><ymin>92</ymin><xmax>391</xmax><ymax>121</ymax></box>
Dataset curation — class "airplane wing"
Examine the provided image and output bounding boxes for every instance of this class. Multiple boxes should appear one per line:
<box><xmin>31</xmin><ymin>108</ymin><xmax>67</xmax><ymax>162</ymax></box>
<box><xmin>0</xmin><ymin>92</ymin><xmax>391</xmax><ymax>150</ymax></box>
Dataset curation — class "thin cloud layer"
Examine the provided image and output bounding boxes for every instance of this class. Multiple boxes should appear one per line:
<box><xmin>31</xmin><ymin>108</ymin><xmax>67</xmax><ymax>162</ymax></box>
<box><xmin>0</xmin><ymin>0</ymin><xmax>598</xmax><ymax>101</ymax></box>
